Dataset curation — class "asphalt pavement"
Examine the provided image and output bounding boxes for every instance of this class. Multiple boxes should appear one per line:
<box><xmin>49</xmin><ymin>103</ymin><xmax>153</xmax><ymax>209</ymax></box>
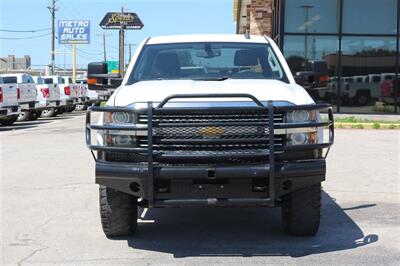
<box><xmin>1</xmin><ymin>112</ymin><xmax>399</xmax><ymax>265</ymax></box>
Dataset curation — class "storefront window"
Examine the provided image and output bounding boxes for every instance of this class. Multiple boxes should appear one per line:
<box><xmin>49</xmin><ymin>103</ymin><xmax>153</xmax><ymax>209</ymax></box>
<box><xmin>279</xmin><ymin>0</ymin><xmax>399</xmax><ymax>113</ymax></box>
<box><xmin>343</xmin><ymin>0</ymin><xmax>397</xmax><ymax>34</ymax></box>
<box><xmin>285</xmin><ymin>0</ymin><xmax>340</xmax><ymax>33</ymax></box>
<box><xmin>339</xmin><ymin>37</ymin><xmax>397</xmax><ymax>113</ymax></box>
<box><xmin>284</xmin><ymin>35</ymin><xmax>339</xmax><ymax>108</ymax></box>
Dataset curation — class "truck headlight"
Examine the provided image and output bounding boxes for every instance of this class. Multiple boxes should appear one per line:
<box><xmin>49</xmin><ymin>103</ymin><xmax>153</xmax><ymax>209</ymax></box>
<box><xmin>102</xmin><ymin>111</ymin><xmax>137</xmax><ymax>147</ymax></box>
<box><xmin>286</xmin><ymin>132</ymin><xmax>318</xmax><ymax>146</ymax></box>
<box><xmin>286</xmin><ymin>110</ymin><xmax>310</xmax><ymax>122</ymax></box>
<box><xmin>288</xmin><ymin>133</ymin><xmax>308</xmax><ymax>145</ymax></box>
<box><xmin>105</xmin><ymin>111</ymin><xmax>133</xmax><ymax>124</ymax></box>
<box><xmin>109</xmin><ymin>135</ymin><xmax>137</xmax><ymax>146</ymax></box>
<box><xmin>285</xmin><ymin>110</ymin><xmax>318</xmax><ymax>146</ymax></box>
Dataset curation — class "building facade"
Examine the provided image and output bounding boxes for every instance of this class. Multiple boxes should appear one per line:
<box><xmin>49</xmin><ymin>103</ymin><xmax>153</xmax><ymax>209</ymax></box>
<box><xmin>235</xmin><ymin>0</ymin><xmax>400</xmax><ymax>114</ymax></box>
<box><xmin>0</xmin><ymin>55</ymin><xmax>31</xmax><ymax>70</ymax></box>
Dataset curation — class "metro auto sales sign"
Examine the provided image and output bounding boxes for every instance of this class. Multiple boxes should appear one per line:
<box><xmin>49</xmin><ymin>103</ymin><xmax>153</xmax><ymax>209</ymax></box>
<box><xmin>58</xmin><ymin>20</ymin><xmax>90</xmax><ymax>44</ymax></box>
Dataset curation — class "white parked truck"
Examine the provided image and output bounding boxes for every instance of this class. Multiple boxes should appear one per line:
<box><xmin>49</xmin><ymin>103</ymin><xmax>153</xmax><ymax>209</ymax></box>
<box><xmin>0</xmin><ymin>73</ymin><xmax>40</xmax><ymax>121</ymax></box>
<box><xmin>42</xmin><ymin>75</ymin><xmax>76</xmax><ymax>113</ymax></box>
<box><xmin>75</xmin><ymin>77</ymin><xmax>91</xmax><ymax>110</ymax></box>
<box><xmin>0</xmin><ymin>76</ymin><xmax>20</xmax><ymax>126</ymax></box>
<box><xmin>61</xmin><ymin>76</ymin><xmax>78</xmax><ymax>112</ymax></box>
<box><xmin>85</xmin><ymin>34</ymin><xmax>334</xmax><ymax>237</ymax></box>
<box><xmin>32</xmin><ymin>76</ymin><xmax>61</xmax><ymax>118</ymax></box>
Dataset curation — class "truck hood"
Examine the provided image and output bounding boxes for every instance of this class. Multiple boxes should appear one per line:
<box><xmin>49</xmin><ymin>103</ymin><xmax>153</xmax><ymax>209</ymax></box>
<box><xmin>111</xmin><ymin>79</ymin><xmax>314</xmax><ymax>107</ymax></box>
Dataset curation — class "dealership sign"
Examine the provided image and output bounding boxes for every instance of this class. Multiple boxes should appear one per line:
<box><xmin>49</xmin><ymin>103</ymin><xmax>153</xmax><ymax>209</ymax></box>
<box><xmin>100</xmin><ymin>12</ymin><xmax>143</xmax><ymax>29</ymax></box>
<box><xmin>58</xmin><ymin>20</ymin><xmax>90</xmax><ymax>44</ymax></box>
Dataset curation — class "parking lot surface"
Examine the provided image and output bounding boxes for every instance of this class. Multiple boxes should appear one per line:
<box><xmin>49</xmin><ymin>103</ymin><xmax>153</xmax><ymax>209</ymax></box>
<box><xmin>1</xmin><ymin>112</ymin><xmax>399</xmax><ymax>265</ymax></box>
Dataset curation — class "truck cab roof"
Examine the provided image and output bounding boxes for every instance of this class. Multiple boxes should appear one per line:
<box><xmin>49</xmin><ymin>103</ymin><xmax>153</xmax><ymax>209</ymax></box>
<box><xmin>146</xmin><ymin>34</ymin><xmax>270</xmax><ymax>45</ymax></box>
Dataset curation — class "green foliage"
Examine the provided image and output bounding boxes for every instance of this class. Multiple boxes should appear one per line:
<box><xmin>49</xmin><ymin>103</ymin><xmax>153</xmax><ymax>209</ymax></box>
<box><xmin>332</xmin><ymin>116</ymin><xmax>399</xmax><ymax>124</ymax></box>
<box><xmin>388</xmin><ymin>124</ymin><xmax>397</xmax><ymax>129</ymax></box>
<box><xmin>351</xmin><ymin>124</ymin><xmax>364</xmax><ymax>129</ymax></box>
<box><xmin>372</xmin><ymin>122</ymin><xmax>380</xmax><ymax>129</ymax></box>
<box><xmin>354</xmin><ymin>48</ymin><xmax>397</xmax><ymax>56</ymax></box>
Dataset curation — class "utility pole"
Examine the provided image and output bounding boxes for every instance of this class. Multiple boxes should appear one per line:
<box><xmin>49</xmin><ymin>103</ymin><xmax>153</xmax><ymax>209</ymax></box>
<box><xmin>299</xmin><ymin>5</ymin><xmax>314</xmax><ymax>68</ymax></box>
<box><xmin>129</xmin><ymin>43</ymin><xmax>132</xmax><ymax>63</ymax></box>
<box><xmin>103</xmin><ymin>31</ymin><xmax>107</xmax><ymax>62</ymax></box>
<box><xmin>124</xmin><ymin>43</ymin><xmax>136</xmax><ymax>64</ymax></box>
<box><xmin>48</xmin><ymin>0</ymin><xmax>57</xmax><ymax>74</ymax></box>
<box><xmin>119</xmin><ymin>6</ymin><xmax>126</xmax><ymax>77</ymax></box>
<box><xmin>72</xmin><ymin>44</ymin><xmax>76</xmax><ymax>82</ymax></box>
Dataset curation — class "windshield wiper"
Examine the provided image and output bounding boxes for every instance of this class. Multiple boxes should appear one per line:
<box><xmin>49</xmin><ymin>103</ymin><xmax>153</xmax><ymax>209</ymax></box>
<box><xmin>192</xmin><ymin>76</ymin><xmax>230</xmax><ymax>81</ymax></box>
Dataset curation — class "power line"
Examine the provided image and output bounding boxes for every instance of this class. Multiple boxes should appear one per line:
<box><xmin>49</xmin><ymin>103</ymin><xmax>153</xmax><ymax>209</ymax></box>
<box><xmin>0</xmin><ymin>28</ymin><xmax>51</xmax><ymax>33</ymax></box>
<box><xmin>0</xmin><ymin>33</ymin><xmax>51</xmax><ymax>40</ymax></box>
<box><xmin>76</xmin><ymin>47</ymin><xmax>103</xmax><ymax>56</ymax></box>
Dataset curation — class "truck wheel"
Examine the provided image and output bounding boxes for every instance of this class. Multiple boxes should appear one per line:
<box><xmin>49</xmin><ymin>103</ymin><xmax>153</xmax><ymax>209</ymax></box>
<box><xmin>56</xmin><ymin>107</ymin><xmax>65</xmax><ymax>115</ymax></box>
<box><xmin>17</xmin><ymin>111</ymin><xmax>32</xmax><ymax>122</ymax></box>
<box><xmin>65</xmin><ymin>105</ymin><xmax>76</xmax><ymax>112</ymax></box>
<box><xmin>99</xmin><ymin>185</ymin><xmax>138</xmax><ymax>237</ymax></box>
<box><xmin>355</xmin><ymin>92</ymin><xmax>370</xmax><ymax>106</ymax></box>
<box><xmin>41</xmin><ymin>108</ymin><xmax>57</xmax><ymax>118</ymax></box>
<box><xmin>0</xmin><ymin>115</ymin><xmax>18</xmax><ymax>126</ymax></box>
<box><xmin>29</xmin><ymin>111</ymin><xmax>41</xmax><ymax>121</ymax></box>
<box><xmin>75</xmin><ymin>104</ymin><xmax>87</xmax><ymax>111</ymax></box>
<box><xmin>281</xmin><ymin>183</ymin><xmax>321</xmax><ymax>236</ymax></box>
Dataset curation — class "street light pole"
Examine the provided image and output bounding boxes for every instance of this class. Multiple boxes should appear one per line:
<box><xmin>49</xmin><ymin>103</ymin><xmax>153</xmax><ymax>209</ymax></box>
<box><xmin>103</xmin><ymin>31</ymin><xmax>107</xmax><ymax>62</ymax></box>
<box><xmin>119</xmin><ymin>6</ymin><xmax>125</xmax><ymax>78</ymax></box>
<box><xmin>299</xmin><ymin>5</ymin><xmax>314</xmax><ymax>68</ymax></box>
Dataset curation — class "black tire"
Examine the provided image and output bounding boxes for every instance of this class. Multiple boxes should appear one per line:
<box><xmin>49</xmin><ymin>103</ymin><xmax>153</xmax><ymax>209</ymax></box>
<box><xmin>41</xmin><ymin>108</ymin><xmax>57</xmax><ymax>118</ymax></box>
<box><xmin>17</xmin><ymin>111</ymin><xmax>32</xmax><ymax>122</ymax></box>
<box><xmin>355</xmin><ymin>91</ymin><xmax>370</xmax><ymax>106</ymax></box>
<box><xmin>0</xmin><ymin>115</ymin><xmax>18</xmax><ymax>126</ymax></box>
<box><xmin>281</xmin><ymin>183</ymin><xmax>321</xmax><ymax>236</ymax></box>
<box><xmin>29</xmin><ymin>110</ymin><xmax>41</xmax><ymax>121</ymax></box>
<box><xmin>65</xmin><ymin>105</ymin><xmax>76</xmax><ymax>112</ymax></box>
<box><xmin>56</xmin><ymin>107</ymin><xmax>65</xmax><ymax>115</ymax></box>
<box><xmin>99</xmin><ymin>185</ymin><xmax>138</xmax><ymax>237</ymax></box>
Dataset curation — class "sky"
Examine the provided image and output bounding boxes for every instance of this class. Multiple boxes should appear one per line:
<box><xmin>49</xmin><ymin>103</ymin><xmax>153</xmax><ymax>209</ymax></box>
<box><xmin>0</xmin><ymin>0</ymin><xmax>236</xmax><ymax>69</ymax></box>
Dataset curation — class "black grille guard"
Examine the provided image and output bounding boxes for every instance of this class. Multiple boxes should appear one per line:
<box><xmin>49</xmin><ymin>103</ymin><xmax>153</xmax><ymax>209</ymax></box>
<box><xmin>85</xmin><ymin>93</ymin><xmax>334</xmax><ymax>206</ymax></box>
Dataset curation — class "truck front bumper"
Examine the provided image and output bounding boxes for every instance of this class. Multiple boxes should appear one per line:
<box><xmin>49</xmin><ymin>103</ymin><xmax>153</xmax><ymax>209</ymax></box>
<box><xmin>95</xmin><ymin>159</ymin><xmax>326</xmax><ymax>207</ymax></box>
<box><xmin>86</xmin><ymin>94</ymin><xmax>334</xmax><ymax>208</ymax></box>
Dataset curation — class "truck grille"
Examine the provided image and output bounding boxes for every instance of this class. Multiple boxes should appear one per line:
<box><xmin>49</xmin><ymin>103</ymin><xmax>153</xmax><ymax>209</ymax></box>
<box><xmin>138</xmin><ymin>110</ymin><xmax>284</xmax><ymax>163</ymax></box>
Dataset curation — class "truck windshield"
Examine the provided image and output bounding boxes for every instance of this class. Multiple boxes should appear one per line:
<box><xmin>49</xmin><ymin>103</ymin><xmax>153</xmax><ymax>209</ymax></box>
<box><xmin>128</xmin><ymin>42</ymin><xmax>288</xmax><ymax>84</ymax></box>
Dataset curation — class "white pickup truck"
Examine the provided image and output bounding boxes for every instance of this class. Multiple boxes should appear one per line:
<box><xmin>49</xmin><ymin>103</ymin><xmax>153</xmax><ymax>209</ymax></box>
<box><xmin>61</xmin><ymin>76</ymin><xmax>78</xmax><ymax>112</ymax></box>
<box><xmin>0</xmin><ymin>76</ymin><xmax>20</xmax><ymax>126</ymax></box>
<box><xmin>85</xmin><ymin>34</ymin><xmax>334</xmax><ymax>238</ymax></box>
<box><xmin>42</xmin><ymin>75</ymin><xmax>76</xmax><ymax>113</ymax></box>
<box><xmin>32</xmin><ymin>76</ymin><xmax>61</xmax><ymax>118</ymax></box>
<box><xmin>0</xmin><ymin>73</ymin><xmax>40</xmax><ymax>121</ymax></box>
<box><xmin>75</xmin><ymin>77</ymin><xmax>90</xmax><ymax>110</ymax></box>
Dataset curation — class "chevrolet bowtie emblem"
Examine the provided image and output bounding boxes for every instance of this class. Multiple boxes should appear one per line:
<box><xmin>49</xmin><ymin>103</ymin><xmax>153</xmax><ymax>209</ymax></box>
<box><xmin>199</xmin><ymin>126</ymin><xmax>225</xmax><ymax>137</ymax></box>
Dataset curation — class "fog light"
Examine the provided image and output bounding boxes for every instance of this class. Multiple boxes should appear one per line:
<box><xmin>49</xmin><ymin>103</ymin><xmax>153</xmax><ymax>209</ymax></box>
<box><xmin>288</xmin><ymin>133</ymin><xmax>309</xmax><ymax>145</ymax></box>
